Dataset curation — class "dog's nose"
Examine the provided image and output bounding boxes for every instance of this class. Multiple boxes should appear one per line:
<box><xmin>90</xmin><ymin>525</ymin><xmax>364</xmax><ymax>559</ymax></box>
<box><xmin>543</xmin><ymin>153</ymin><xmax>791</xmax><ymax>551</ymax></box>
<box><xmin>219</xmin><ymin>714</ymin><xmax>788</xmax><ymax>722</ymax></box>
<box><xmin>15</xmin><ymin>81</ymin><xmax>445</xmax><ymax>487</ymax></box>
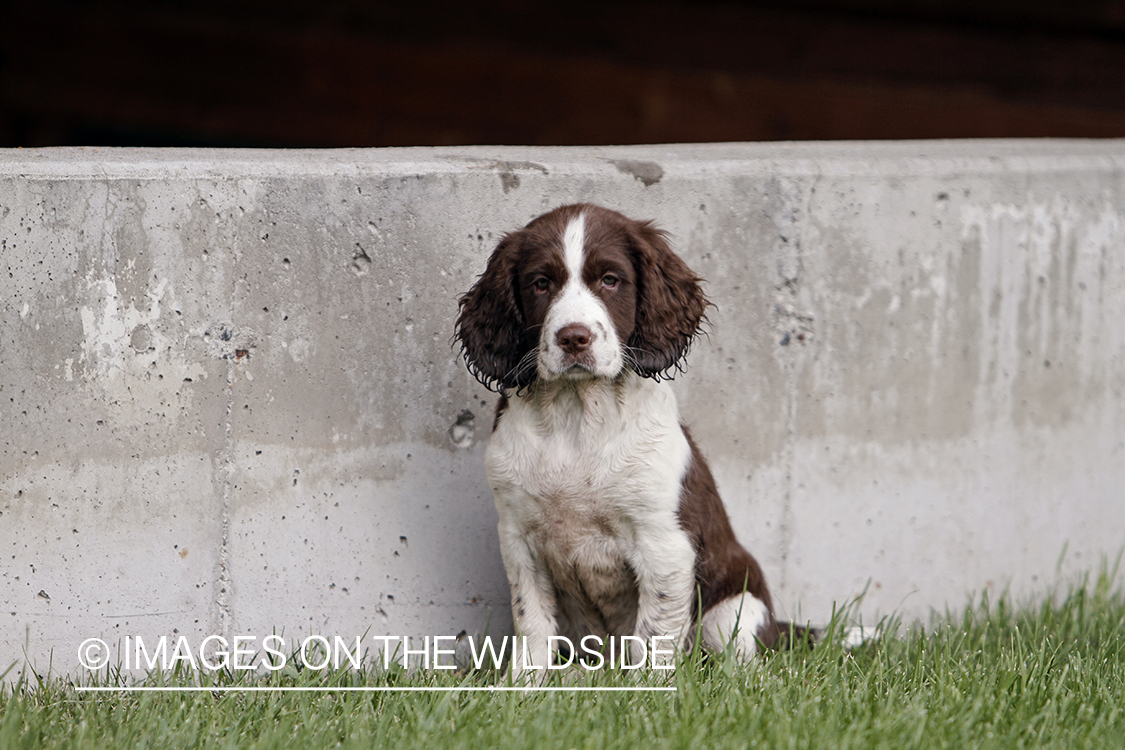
<box><xmin>556</xmin><ymin>323</ymin><xmax>593</xmax><ymax>354</ymax></box>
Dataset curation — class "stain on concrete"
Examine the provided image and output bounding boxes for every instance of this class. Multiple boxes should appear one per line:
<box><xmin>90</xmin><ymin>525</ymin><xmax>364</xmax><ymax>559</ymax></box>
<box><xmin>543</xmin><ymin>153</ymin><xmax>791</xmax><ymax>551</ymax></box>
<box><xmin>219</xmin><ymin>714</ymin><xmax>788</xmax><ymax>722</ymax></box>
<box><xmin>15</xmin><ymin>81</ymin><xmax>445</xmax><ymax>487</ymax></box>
<box><xmin>449</xmin><ymin>410</ymin><xmax>476</xmax><ymax>448</ymax></box>
<box><xmin>799</xmin><ymin>188</ymin><xmax>984</xmax><ymax>445</ymax></box>
<box><xmin>203</xmin><ymin>324</ymin><xmax>257</xmax><ymax>362</ymax></box>
<box><xmin>610</xmin><ymin>159</ymin><xmax>664</xmax><ymax>187</ymax></box>
<box><xmin>490</xmin><ymin>161</ymin><xmax>549</xmax><ymax>194</ymax></box>
<box><xmin>962</xmin><ymin>200</ymin><xmax>1124</xmax><ymax>431</ymax></box>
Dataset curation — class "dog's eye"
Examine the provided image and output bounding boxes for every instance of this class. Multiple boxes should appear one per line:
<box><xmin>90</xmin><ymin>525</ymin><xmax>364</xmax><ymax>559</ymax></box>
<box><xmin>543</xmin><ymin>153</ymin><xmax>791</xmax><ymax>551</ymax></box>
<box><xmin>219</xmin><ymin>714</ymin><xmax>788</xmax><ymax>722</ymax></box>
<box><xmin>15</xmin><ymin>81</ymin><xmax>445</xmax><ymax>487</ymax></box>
<box><xmin>601</xmin><ymin>275</ymin><xmax>619</xmax><ymax>289</ymax></box>
<box><xmin>532</xmin><ymin>277</ymin><xmax>550</xmax><ymax>292</ymax></box>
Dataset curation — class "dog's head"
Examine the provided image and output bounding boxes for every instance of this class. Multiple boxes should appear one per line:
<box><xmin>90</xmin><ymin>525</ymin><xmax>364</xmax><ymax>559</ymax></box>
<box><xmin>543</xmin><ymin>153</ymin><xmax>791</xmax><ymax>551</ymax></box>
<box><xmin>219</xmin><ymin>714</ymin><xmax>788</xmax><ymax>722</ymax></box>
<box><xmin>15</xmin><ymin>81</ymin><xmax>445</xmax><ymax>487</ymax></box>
<box><xmin>456</xmin><ymin>204</ymin><xmax>708</xmax><ymax>392</ymax></box>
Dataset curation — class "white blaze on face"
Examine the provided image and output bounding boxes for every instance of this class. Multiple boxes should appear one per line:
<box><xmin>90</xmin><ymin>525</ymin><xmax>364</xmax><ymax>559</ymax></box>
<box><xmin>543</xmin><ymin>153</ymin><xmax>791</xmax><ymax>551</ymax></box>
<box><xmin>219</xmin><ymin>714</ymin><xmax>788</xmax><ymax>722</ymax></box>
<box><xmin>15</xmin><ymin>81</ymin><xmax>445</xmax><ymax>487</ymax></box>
<box><xmin>538</xmin><ymin>212</ymin><xmax>624</xmax><ymax>380</ymax></box>
<box><xmin>563</xmin><ymin>211</ymin><xmax>585</xmax><ymax>279</ymax></box>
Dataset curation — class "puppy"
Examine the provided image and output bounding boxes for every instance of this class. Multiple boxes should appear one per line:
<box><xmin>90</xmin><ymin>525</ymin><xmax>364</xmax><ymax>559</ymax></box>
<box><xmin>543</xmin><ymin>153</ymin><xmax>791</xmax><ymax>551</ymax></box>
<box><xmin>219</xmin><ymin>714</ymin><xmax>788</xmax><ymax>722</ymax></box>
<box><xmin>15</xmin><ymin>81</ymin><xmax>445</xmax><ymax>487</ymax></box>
<box><xmin>456</xmin><ymin>204</ymin><xmax>788</xmax><ymax>677</ymax></box>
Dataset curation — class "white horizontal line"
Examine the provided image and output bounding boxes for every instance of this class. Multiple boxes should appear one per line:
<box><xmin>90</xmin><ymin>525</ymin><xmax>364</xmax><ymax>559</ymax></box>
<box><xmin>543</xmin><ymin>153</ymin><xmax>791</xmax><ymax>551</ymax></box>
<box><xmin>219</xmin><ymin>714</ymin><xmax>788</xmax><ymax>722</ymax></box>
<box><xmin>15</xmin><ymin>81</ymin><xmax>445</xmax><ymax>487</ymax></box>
<box><xmin>75</xmin><ymin>685</ymin><xmax>676</xmax><ymax>693</ymax></box>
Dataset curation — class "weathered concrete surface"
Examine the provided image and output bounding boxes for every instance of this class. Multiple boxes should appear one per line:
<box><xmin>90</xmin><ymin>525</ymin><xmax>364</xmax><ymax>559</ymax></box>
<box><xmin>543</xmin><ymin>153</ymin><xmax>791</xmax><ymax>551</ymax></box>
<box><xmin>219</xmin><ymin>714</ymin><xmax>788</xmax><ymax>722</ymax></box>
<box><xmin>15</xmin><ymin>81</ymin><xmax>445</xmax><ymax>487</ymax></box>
<box><xmin>2</xmin><ymin>141</ymin><xmax>1124</xmax><ymax>679</ymax></box>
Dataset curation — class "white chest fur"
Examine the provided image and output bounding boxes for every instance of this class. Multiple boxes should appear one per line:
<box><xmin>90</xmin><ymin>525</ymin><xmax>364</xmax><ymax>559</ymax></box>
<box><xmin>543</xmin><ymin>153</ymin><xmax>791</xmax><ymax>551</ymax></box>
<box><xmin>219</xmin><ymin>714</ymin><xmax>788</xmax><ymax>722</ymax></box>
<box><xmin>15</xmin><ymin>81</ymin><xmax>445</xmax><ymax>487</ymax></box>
<box><xmin>486</xmin><ymin>374</ymin><xmax>689</xmax><ymax>531</ymax></box>
<box><xmin>485</xmin><ymin>373</ymin><xmax>696</xmax><ymax>642</ymax></box>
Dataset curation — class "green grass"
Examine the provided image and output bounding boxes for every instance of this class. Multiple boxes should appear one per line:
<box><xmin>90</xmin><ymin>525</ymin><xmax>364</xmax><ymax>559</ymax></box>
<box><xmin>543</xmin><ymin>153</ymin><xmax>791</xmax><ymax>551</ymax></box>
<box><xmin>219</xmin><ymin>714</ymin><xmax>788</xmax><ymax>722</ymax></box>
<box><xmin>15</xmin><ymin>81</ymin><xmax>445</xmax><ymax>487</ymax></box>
<box><xmin>3</xmin><ymin>570</ymin><xmax>1124</xmax><ymax>750</ymax></box>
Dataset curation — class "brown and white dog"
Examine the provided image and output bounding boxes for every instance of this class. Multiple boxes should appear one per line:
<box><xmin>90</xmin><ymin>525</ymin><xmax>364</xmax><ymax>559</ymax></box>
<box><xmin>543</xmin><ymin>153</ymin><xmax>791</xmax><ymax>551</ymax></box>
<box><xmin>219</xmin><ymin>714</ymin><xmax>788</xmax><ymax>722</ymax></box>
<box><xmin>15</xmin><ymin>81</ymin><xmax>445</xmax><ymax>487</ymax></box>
<box><xmin>456</xmin><ymin>204</ymin><xmax>788</xmax><ymax>677</ymax></box>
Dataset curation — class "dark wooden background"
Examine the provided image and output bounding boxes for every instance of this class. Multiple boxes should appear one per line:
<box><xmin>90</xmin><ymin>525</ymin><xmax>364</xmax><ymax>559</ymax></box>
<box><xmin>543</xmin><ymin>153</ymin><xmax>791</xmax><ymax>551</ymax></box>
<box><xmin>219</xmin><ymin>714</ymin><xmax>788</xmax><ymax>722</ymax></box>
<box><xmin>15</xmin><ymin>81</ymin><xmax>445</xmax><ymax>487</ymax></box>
<box><xmin>4</xmin><ymin>0</ymin><xmax>1125</xmax><ymax>147</ymax></box>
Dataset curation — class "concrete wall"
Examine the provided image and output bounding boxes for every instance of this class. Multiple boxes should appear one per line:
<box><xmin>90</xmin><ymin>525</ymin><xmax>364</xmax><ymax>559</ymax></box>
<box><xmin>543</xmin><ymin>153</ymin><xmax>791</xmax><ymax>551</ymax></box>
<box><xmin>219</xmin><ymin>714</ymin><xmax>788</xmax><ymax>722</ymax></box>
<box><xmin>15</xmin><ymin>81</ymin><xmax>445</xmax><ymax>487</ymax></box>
<box><xmin>2</xmin><ymin>141</ymin><xmax>1124</xmax><ymax>679</ymax></box>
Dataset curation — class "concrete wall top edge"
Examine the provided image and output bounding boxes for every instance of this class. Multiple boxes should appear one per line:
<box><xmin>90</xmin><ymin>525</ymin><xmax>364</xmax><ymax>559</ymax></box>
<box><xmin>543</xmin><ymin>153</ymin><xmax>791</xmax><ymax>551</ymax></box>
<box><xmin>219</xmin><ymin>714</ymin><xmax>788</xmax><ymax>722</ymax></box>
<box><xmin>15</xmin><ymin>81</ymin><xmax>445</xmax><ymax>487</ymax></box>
<box><xmin>3</xmin><ymin>139</ymin><xmax>1125</xmax><ymax>180</ymax></box>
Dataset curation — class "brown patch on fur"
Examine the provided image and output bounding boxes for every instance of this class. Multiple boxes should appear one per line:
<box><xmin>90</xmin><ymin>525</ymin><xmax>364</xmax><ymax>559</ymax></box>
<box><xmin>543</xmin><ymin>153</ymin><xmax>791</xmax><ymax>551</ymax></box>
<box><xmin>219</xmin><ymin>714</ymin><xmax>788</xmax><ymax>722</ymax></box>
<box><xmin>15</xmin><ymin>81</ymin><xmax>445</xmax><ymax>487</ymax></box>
<box><xmin>676</xmin><ymin>428</ymin><xmax>779</xmax><ymax>648</ymax></box>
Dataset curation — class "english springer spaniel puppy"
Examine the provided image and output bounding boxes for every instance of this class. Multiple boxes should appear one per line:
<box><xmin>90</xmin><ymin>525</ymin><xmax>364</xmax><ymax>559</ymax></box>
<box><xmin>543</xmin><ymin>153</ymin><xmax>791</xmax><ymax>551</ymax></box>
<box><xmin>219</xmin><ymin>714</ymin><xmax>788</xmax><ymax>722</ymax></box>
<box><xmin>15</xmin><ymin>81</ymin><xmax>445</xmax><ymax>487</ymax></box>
<box><xmin>456</xmin><ymin>204</ymin><xmax>788</xmax><ymax>677</ymax></box>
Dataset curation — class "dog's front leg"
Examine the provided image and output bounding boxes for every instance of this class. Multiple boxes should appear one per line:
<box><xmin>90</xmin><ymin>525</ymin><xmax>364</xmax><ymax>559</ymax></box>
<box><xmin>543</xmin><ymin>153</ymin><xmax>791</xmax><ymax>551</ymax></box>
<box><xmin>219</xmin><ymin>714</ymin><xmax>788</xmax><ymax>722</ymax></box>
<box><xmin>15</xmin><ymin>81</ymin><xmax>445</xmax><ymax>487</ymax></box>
<box><xmin>626</xmin><ymin>519</ymin><xmax>696</xmax><ymax>667</ymax></box>
<box><xmin>497</xmin><ymin>517</ymin><xmax>558</xmax><ymax>683</ymax></box>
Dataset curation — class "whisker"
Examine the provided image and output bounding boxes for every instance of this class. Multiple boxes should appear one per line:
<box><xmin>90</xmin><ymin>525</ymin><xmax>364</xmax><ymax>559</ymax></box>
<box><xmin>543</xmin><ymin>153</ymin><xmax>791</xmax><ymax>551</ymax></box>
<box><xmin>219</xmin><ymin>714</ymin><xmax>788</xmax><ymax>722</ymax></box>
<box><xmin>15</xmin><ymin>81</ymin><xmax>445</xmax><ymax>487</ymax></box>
<box><xmin>500</xmin><ymin>348</ymin><xmax>540</xmax><ymax>390</ymax></box>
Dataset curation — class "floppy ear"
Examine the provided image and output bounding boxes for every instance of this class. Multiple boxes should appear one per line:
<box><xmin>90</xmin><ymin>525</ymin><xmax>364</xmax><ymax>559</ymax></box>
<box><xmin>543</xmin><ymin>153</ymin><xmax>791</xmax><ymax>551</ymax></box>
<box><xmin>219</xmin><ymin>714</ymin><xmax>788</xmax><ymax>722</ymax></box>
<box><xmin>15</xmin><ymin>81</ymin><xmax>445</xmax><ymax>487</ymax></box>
<box><xmin>455</xmin><ymin>233</ymin><xmax>534</xmax><ymax>392</ymax></box>
<box><xmin>625</xmin><ymin>221</ymin><xmax>709</xmax><ymax>379</ymax></box>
